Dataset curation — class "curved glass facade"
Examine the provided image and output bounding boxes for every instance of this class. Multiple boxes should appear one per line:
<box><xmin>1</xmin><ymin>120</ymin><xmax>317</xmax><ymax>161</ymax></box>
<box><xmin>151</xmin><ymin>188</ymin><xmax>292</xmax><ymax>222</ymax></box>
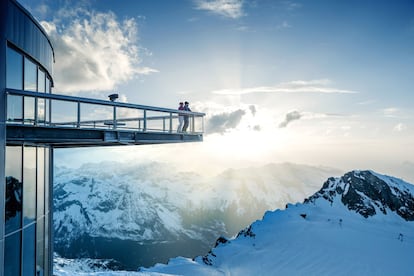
<box><xmin>1</xmin><ymin>1</ymin><xmax>54</xmax><ymax>276</ymax></box>
<box><xmin>5</xmin><ymin>0</ymin><xmax>54</xmax><ymax>74</ymax></box>
<box><xmin>6</xmin><ymin>46</ymin><xmax>52</xmax><ymax>124</ymax></box>
<box><xmin>4</xmin><ymin>146</ymin><xmax>51</xmax><ymax>276</ymax></box>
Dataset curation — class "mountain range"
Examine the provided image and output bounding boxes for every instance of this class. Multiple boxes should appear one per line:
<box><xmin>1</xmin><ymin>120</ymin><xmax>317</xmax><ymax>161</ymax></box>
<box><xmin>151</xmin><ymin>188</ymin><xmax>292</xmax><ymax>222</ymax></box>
<box><xmin>53</xmin><ymin>161</ymin><xmax>341</xmax><ymax>269</ymax></box>
<box><xmin>53</xmin><ymin>167</ymin><xmax>414</xmax><ymax>275</ymax></box>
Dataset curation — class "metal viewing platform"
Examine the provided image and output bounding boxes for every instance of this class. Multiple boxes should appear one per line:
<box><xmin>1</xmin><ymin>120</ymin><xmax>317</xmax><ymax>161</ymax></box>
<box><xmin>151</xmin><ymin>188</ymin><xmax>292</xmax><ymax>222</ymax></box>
<box><xmin>5</xmin><ymin>89</ymin><xmax>205</xmax><ymax>148</ymax></box>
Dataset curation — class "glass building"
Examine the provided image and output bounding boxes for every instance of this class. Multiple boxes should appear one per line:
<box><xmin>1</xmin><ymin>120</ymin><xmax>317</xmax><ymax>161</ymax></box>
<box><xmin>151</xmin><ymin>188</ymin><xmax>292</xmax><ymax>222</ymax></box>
<box><xmin>1</xmin><ymin>1</ymin><xmax>204</xmax><ymax>275</ymax></box>
<box><xmin>1</xmin><ymin>1</ymin><xmax>54</xmax><ymax>275</ymax></box>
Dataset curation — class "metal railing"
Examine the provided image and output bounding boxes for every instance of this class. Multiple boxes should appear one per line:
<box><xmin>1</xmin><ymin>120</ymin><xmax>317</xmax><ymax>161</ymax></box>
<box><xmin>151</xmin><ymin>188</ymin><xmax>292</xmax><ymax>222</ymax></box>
<box><xmin>5</xmin><ymin>89</ymin><xmax>205</xmax><ymax>134</ymax></box>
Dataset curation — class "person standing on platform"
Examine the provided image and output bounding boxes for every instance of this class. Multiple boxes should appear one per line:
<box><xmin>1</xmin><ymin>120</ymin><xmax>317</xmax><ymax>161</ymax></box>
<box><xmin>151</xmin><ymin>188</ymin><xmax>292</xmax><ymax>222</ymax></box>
<box><xmin>177</xmin><ymin>102</ymin><xmax>184</xmax><ymax>132</ymax></box>
<box><xmin>182</xmin><ymin>101</ymin><xmax>191</xmax><ymax>132</ymax></box>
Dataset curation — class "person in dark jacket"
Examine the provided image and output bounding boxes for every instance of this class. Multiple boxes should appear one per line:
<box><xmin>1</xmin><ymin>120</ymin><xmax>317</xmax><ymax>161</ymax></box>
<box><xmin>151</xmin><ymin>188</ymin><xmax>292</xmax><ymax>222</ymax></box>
<box><xmin>182</xmin><ymin>101</ymin><xmax>191</xmax><ymax>132</ymax></box>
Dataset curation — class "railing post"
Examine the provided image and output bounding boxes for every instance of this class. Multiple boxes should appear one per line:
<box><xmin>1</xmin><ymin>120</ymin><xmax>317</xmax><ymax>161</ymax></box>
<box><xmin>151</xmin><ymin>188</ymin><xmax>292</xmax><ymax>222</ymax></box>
<box><xmin>48</xmin><ymin>98</ymin><xmax>52</xmax><ymax>126</ymax></box>
<box><xmin>34</xmin><ymin>96</ymin><xmax>38</xmax><ymax>126</ymax></box>
<box><xmin>113</xmin><ymin>105</ymin><xmax>117</xmax><ymax>129</ymax></box>
<box><xmin>77</xmin><ymin>101</ymin><xmax>81</xmax><ymax>128</ymax></box>
<box><xmin>49</xmin><ymin>99</ymin><xmax>52</xmax><ymax>126</ymax></box>
<box><xmin>191</xmin><ymin>115</ymin><xmax>195</xmax><ymax>133</ymax></box>
<box><xmin>202</xmin><ymin>115</ymin><xmax>204</xmax><ymax>133</ymax></box>
<box><xmin>169</xmin><ymin>112</ymin><xmax>173</xmax><ymax>133</ymax></box>
<box><xmin>143</xmin><ymin>110</ymin><xmax>147</xmax><ymax>131</ymax></box>
<box><xmin>163</xmin><ymin>117</ymin><xmax>165</xmax><ymax>132</ymax></box>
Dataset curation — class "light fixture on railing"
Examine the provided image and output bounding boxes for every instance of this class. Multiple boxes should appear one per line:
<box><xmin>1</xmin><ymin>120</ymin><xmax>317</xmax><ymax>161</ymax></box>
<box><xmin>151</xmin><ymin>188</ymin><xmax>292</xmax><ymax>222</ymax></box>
<box><xmin>108</xmin><ymin>93</ymin><xmax>119</xmax><ymax>102</ymax></box>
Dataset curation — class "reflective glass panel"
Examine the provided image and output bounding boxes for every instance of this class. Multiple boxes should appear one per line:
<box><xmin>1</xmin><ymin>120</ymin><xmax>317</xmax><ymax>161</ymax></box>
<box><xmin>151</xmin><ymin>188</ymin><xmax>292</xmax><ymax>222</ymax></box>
<box><xmin>24</xmin><ymin>96</ymin><xmax>35</xmax><ymax>124</ymax></box>
<box><xmin>37</xmin><ymin>147</ymin><xmax>45</xmax><ymax>218</ymax></box>
<box><xmin>46</xmin><ymin>77</ymin><xmax>51</xmax><ymax>93</ymax></box>
<box><xmin>38</xmin><ymin>69</ymin><xmax>46</xmax><ymax>93</ymax></box>
<box><xmin>44</xmin><ymin>148</ymin><xmax>50</xmax><ymax>213</ymax></box>
<box><xmin>7</xmin><ymin>94</ymin><xmax>23</xmax><ymax>122</ymax></box>
<box><xmin>51</xmin><ymin>100</ymin><xmax>77</xmax><ymax>126</ymax></box>
<box><xmin>4</xmin><ymin>232</ymin><xmax>22</xmax><ymax>276</ymax></box>
<box><xmin>24</xmin><ymin>57</ymin><xmax>37</xmax><ymax>91</ymax></box>
<box><xmin>36</xmin><ymin>217</ymin><xmax>45</xmax><ymax>275</ymax></box>
<box><xmin>44</xmin><ymin>148</ymin><xmax>50</xmax><ymax>274</ymax></box>
<box><xmin>23</xmin><ymin>147</ymin><xmax>37</xmax><ymax>225</ymax></box>
<box><xmin>5</xmin><ymin>146</ymin><xmax>22</xmax><ymax>234</ymax></box>
<box><xmin>6</xmin><ymin>46</ymin><xmax>23</xmax><ymax>89</ymax></box>
<box><xmin>38</xmin><ymin>98</ymin><xmax>46</xmax><ymax>124</ymax></box>
<box><xmin>45</xmin><ymin>212</ymin><xmax>50</xmax><ymax>276</ymax></box>
<box><xmin>22</xmin><ymin>224</ymin><xmax>36</xmax><ymax>276</ymax></box>
<box><xmin>45</xmin><ymin>99</ymin><xmax>50</xmax><ymax>124</ymax></box>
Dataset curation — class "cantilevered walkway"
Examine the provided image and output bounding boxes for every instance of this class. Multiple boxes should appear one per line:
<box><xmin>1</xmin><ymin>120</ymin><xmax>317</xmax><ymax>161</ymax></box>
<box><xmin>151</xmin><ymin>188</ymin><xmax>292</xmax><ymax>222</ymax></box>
<box><xmin>5</xmin><ymin>89</ymin><xmax>205</xmax><ymax>148</ymax></box>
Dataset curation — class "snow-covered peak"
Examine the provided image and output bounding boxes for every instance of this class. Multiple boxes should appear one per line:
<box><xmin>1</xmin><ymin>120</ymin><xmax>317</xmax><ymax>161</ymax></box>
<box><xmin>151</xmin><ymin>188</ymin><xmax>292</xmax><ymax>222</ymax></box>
<box><xmin>305</xmin><ymin>170</ymin><xmax>414</xmax><ymax>220</ymax></box>
<box><xmin>141</xmin><ymin>170</ymin><xmax>414</xmax><ymax>276</ymax></box>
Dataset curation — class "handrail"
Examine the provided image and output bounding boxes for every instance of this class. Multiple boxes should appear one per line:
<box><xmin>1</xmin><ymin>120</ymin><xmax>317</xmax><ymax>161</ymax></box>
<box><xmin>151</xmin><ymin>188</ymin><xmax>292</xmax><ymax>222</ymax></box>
<box><xmin>57</xmin><ymin>115</ymin><xmax>180</xmax><ymax>126</ymax></box>
<box><xmin>5</xmin><ymin>89</ymin><xmax>205</xmax><ymax>133</ymax></box>
<box><xmin>5</xmin><ymin>89</ymin><xmax>205</xmax><ymax>116</ymax></box>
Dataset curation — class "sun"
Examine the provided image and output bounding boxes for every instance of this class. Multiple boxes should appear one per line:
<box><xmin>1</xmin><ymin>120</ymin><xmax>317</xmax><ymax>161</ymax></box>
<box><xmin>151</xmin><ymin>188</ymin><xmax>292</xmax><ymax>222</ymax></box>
<box><xmin>204</xmin><ymin>128</ymin><xmax>284</xmax><ymax>162</ymax></box>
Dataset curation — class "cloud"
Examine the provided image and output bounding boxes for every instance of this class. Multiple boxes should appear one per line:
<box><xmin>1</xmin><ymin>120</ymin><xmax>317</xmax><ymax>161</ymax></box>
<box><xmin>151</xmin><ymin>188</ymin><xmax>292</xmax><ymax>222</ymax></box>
<box><xmin>393</xmin><ymin>123</ymin><xmax>407</xmax><ymax>132</ymax></box>
<box><xmin>284</xmin><ymin>1</ymin><xmax>302</xmax><ymax>10</ymax></box>
<box><xmin>35</xmin><ymin>4</ymin><xmax>49</xmax><ymax>18</ymax></box>
<box><xmin>276</xmin><ymin>21</ymin><xmax>292</xmax><ymax>29</ymax></box>
<box><xmin>252</xmin><ymin>125</ymin><xmax>261</xmax><ymax>131</ymax></box>
<box><xmin>41</xmin><ymin>7</ymin><xmax>157</xmax><ymax>94</ymax></box>
<box><xmin>212</xmin><ymin>79</ymin><xmax>357</xmax><ymax>95</ymax></box>
<box><xmin>382</xmin><ymin>107</ymin><xmax>399</xmax><ymax>118</ymax></box>
<box><xmin>206</xmin><ymin>109</ymin><xmax>246</xmax><ymax>134</ymax></box>
<box><xmin>279</xmin><ymin>110</ymin><xmax>302</xmax><ymax>128</ymax></box>
<box><xmin>249</xmin><ymin>105</ymin><xmax>256</xmax><ymax>116</ymax></box>
<box><xmin>277</xmin><ymin>110</ymin><xmax>351</xmax><ymax>129</ymax></box>
<box><xmin>194</xmin><ymin>0</ymin><xmax>244</xmax><ymax>19</ymax></box>
<box><xmin>236</xmin><ymin>25</ymin><xmax>250</xmax><ymax>31</ymax></box>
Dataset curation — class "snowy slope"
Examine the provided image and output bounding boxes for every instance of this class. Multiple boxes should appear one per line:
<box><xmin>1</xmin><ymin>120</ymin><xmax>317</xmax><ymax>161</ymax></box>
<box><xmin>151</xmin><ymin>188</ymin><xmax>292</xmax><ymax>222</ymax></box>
<box><xmin>141</xmin><ymin>170</ymin><xmax>414</xmax><ymax>276</ymax></box>
<box><xmin>54</xmin><ymin>161</ymin><xmax>340</xmax><ymax>268</ymax></box>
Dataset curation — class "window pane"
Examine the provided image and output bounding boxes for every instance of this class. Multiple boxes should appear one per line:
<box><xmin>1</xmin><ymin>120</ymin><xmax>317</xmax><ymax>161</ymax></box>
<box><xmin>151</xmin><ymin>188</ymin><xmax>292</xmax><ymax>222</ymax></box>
<box><xmin>44</xmin><ymin>147</ymin><xmax>50</xmax><ymax>275</ymax></box>
<box><xmin>7</xmin><ymin>94</ymin><xmax>23</xmax><ymax>122</ymax></box>
<box><xmin>45</xmin><ymin>99</ymin><xmax>50</xmax><ymax>124</ymax></box>
<box><xmin>22</xmin><ymin>224</ymin><xmax>36</xmax><ymax>276</ymax></box>
<box><xmin>36</xmin><ymin>217</ymin><xmax>45</xmax><ymax>275</ymax></box>
<box><xmin>23</xmin><ymin>147</ymin><xmax>37</xmax><ymax>225</ymax></box>
<box><xmin>38</xmin><ymin>68</ymin><xmax>46</xmax><ymax>92</ymax></box>
<box><xmin>37</xmin><ymin>147</ymin><xmax>45</xmax><ymax>218</ymax></box>
<box><xmin>24</xmin><ymin>96</ymin><xmax>35</xmax><ymax>124</ymax></box>
<box><xmin>6</xmin><ymin>46</ymin><xmax>23</xmax><ymax>89</ymax></box>
<box><xmin>38</xmin><ymin>98</ymin><xmax>46</xmax><ymax>124</ymax></box>
<box><xmin>46</xmin><ymin>77</ymin><xmax>51</xmax><ymax>93</ymax></box>
<box><xmin>4</xmin><ymin>232</ymin><xmax>22</xmax><ymax>276</ymax></box>
<box><xmin>44</xmin><ymin>147</ymin><xmax>50</xmax><ymax>213</ymax></box>
<box><xmin>44</xmin><ymin>212</ymin><xmax>50</xmax><ymax>276</ymax></box>
<box><xmin>5</xmin><ymin>146</ymin><xmax>22</xmax><ymax>234</ymax></box>
<box><xmin>24</xmin><ymin>57</ymin><xmax>37</xmax><ymax>91</ymax></box>
<box><xmin>51</xmin><ymin>100</ymin><xmax>77</xmax><ymax>126</ymax></box>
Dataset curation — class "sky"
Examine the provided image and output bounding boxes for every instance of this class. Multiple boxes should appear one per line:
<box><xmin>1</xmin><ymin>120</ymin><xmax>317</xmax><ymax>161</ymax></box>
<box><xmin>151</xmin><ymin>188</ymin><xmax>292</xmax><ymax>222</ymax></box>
<box><xmin>19</xmin><ymin>0</ymin><xmax>414</xmax><ymax>181</ymax></box>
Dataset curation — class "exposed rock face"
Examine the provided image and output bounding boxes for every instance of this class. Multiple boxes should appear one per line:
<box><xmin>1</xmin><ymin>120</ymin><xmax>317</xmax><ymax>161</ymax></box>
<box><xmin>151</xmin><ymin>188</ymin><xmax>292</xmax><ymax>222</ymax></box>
<box><xmin>305</xmin><ymin>170</ymin><xmax>414</xmax><ymax>220</ymax></box>
<box><xmin>201</xmin><ymin>170</ymin><xmax>414</xmax><ymax>267</ymax></box>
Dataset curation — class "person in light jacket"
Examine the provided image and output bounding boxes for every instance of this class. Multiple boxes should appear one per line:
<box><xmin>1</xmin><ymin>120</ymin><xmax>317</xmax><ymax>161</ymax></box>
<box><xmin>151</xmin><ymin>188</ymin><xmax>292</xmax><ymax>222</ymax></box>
<box><xmin>177</xmin><ymin>102</ymin><xmax>185</xmax><ymax>132</ymax></box>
